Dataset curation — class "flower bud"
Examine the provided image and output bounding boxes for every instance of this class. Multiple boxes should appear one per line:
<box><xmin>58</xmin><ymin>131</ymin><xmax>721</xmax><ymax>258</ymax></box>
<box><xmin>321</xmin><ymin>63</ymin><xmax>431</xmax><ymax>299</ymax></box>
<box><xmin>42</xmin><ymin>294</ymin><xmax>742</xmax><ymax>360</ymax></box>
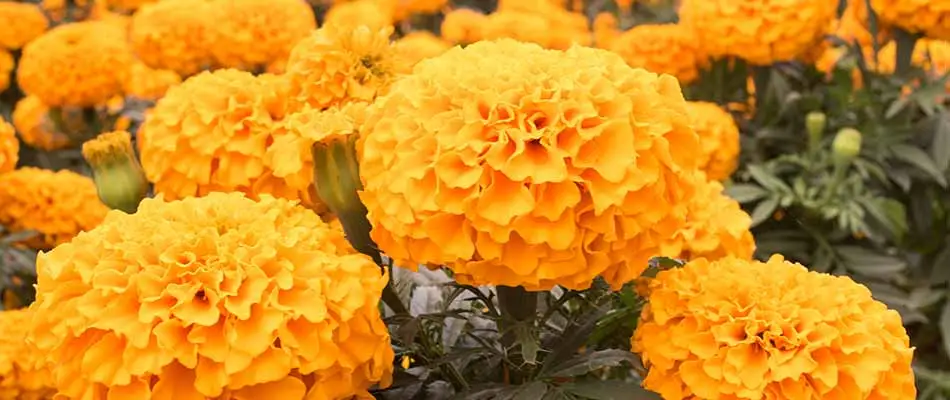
<box><xmin>805</xmin><ymin>111</ymin><xmax>826</xmax><ymax>145</ymax></box>
<box><xmin>81</xmin><ymin>130</ymin><xmax>149</xmax><ymax>213</ymax></box>
<box><xmin>832</xmin><ymin>127</ymin><xmax>862</xmax><ymax>165</ymax></box>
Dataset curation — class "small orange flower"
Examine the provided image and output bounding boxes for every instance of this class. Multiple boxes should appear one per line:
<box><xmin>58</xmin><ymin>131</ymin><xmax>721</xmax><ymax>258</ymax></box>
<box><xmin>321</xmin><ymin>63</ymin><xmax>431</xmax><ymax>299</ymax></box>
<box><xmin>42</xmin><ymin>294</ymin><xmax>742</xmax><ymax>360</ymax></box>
<box><xmin>11</xmin><ymin>96</ymin><xmax>70</xmax><ymax>151</ymax></box>
<box><xmin>324</xmin><ymin>0</ymin><xmax>396</xmax><ymax>31</ymax></box>
<box><xmin>610</xmin><ymin>24</ymin><xmax>706</xmax><ymax>85</ymax></box>
<box><xmin>122</xmin><ymin>62</ymin><xmax>182</xmax><ymax>101</ymax></box>
<box><xmin>441</xmin><ymin>8</ymin><xmax>486</xmax><ymax>45</ymax></box>
<box><xmin>684</xmin><ymin>101</ymin><xmax>740</xmax><ymax>180</ymax></box>
<box><xmin>0</xmin><ymin>116</ymin><xmax>17</xmax><ymax>174</ymax></box>
<box><xmin>0</xmin><ymin>309</ymin><xmax>55</xmax><ymax>400</ymax></box>
<box><xmin>209</xmin><ymin>0</ymin><xmax>316</xmax><ymax>71</ymax></box>
<box><xmin>481</xmin><ymin>9</ymin><xmax>590</xmax><ymax>50</ymax></box>
<box><xmin>129</xmin><ymin>0</ymin><xmax>215</xmax><ymax>76</ymax></box>
<box><xmin>592</xmin><ymin>12</ymin><xmax>620</xmax><ymax>49</ymax></box>
<box><xmin>394</xmin><ymin>31</ymin><xmax>451</xmax><ymax>70</ymax></box>
<box><xmin>0</xmin><ymin>2</ymin><xmax>49</xmax><ymax>50</ymax></box>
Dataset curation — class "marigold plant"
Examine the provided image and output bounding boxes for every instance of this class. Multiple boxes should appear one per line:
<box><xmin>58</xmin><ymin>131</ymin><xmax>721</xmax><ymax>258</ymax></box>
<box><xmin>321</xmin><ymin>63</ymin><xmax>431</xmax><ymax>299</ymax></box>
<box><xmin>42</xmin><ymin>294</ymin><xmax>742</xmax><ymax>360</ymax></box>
<box><xmin>679</xmin><ymin>0</ymin><xmax>837</xmax><ymax>65</ymax></box>
<box><xmin>27</xmin><ymin>192</ymin><xmax>394</xmax><ymax>399</ymax></box>
<box><xmin>609</xmin><ymin>24</ymin><xmax>706</xmax><ymax>85</ymax></box>
<box><xmin>0</xmin><ymin>117</ymin><xmax>17</xmax><ymax>174</ymax></box>
<box><xmin>11</xmin><ymin>96</ymin><xmax>70</xmax><ymax>151</ymax></box>
<box><xmin>209</xmin><ymin>0</ymin><xmax>316</xmax><ymax>71</ymax></box>
<box><xmin>871</xmin><ymin>0</ymin><xmax>950</xmax><ymax>41</ymax></box>
<box><xmin>684</xmin><ymin>101</ymin><xmax>740</xmax><ymax>181</ymax></box>
<box><xmin>0</xmin><ymin>2</ymin><xmax>49</xmax><ymax>50</ymax></box>
<box><xmin>0</xmin><ymin>168</ymin><xmax>108</xmax><ymax>250</ymax></box>
<box><xmin>360</xmin><ymin>40</ymin><xmax>703</xmax><ymax>290</ymax></box>
<box><xmin>633</xmin><ymin>255</ymin><xmax>917</xmax><ymax>399</ymax></box>
<box><xmin>0</xmin><ymin>309</ymin><xmax>55</xmax><ymax>400</ymax></box>
<box><xmin>129</xmin><ymin>0</ymin><xmax>215</xmax><ymax>76</ymax></box>
<box><xmin>17</xmin><ymin>21</ymin><xmax>134</xmax><ymax>107</ymax></box>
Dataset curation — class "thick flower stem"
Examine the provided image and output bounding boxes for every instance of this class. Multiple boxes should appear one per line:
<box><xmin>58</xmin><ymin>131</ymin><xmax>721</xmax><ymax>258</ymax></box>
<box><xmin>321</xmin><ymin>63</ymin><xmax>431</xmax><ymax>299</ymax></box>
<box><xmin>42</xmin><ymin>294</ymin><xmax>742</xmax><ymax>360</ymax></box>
<box><xmin>496</xmin><ymin>285</ymin><xmax>539</xmax><ymax>384</ymax></box>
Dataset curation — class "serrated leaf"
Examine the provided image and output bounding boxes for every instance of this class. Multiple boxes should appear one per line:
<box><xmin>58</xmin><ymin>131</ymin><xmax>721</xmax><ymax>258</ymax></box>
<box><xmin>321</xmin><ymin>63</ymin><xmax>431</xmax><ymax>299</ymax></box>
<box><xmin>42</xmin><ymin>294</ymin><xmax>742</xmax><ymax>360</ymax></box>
<box><xmin>836</xmin><ymin>246</ymin><xmax>907</xmax><ymax>278</ymax></box>
<box><xmin>932</xmin><ymin>112</ymin><xmax>950</xmax><ymax>172</ymax></box>
<box><xmin>724</xmin><ymin>184</ymin><xmax>769</xmax><ymax>203</ymax></box>
<box><xmin>559</xmin><ymin>380</ymin><xmax>661</xmax><ymax>400</ymax></box>
<box><xmin>544</xmin><ymin>350</ymin><xmax>640</xmax><ymax>378</ymax></box>
<box><xmin>750</xmin><ymin>197</ymin><xmax>780</xmax><ymax>227</ymax></box>
<box><xmin>891</xmin><ymin>144</ymin><xmax>948</xmax><ymax>187</ymax></box>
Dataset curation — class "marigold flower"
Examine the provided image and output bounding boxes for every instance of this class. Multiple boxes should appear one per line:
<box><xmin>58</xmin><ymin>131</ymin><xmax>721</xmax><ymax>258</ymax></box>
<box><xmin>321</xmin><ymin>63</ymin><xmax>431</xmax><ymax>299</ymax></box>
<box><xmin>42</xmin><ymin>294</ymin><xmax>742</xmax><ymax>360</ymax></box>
<box><xmin>0</xmin><ymin>168</ymin><xmax>108</xmax><ymax>250</ymax></box>
<box><xmin>209</xmin><ymin>0</ymin><xmax>316</xmax><ymax>71</ymax></box>
<box><xmin>440</xmin><ymin>8</ymin><xmax>486</xmax><ymax>45</ymax></box>
<box><xmin>610</xmin><ymin>24</ymin><xmax>706</xmax><ymax>85</ymax></box>
<box><xmin>27</xmin><ymin>192</ymin><xmax>394</xmax><ymax>399</ymax></box>
<box><xmin>17</xmin><ymin>21</ymin><xmax>134</xmax><ymax>107</ymax></box>
<box><xmin>398</xmin><ymin>0</ymin><xmax>447</xmax><ymax>15</ymax></box>
<box><xmin>633</xmin><ymin>255</ymin><xmax>916</xmax><ymax>399</ymax></box>
<box><xmin>102</xmin><ymin>0</ymin><xmax>156</xmax><ymax>13</ymax></box>
<box><xmin>82</xmin><ymin>130</ymin><xmax>149</xmax><ymax>213</ymax></box>
<box><xmin>284</xmin><ymin>24</ymin><xmax>398</xmax><ymax>112</ymax></box>
<box><xmin>0</xmin><ymin>309</ymin><xmax>55</xmax><ymax>400</ymax></box>
<box><xmin>0</xmin><ymin>50</ymin><xmax>12</xmax><ymax>94</ymax></box>
<box><xmin>122</xmin><ymin>62</ymin><xmax>182</xmax><ymax>101</ymax></box>
<box><xmin>359</xmin><ymin>40</ymin><xmax>702</xmax><ymax>290</ymax></box>
<box><xmin>871</xmin><ymin>0</ymin><xmax>950</xmax><ymax>41</ymax></box>
<box><xmin>394</xmin><ymin>31</ymin><xmax>451</xmax><ymax>70</ymax></box>
<box><xmin>0</xmin><ymin>2</ymin><xmax>49</xmax><ymax>50</ymax></box>
<box><xmin>835</xmin><ymin>0</ymin><xmax>889</xmax><ymax>47</ymax></box>
<box><xmin>324</xmin><ymin>0</ymin><xmax>395</xmax><ymax>31</ymax></box>
<box><xmin>0</xmin><ymin>117</ymin><xmax>17</xmax><ymax>174</ymax></box>
<box><xmin>684</xmin><ymin>101</ymin><xmax>740</xmax><ymax>181</ymax></box>
<box><xmin>679</xmin><ymin>0</ymin><xmax>837</xmax><ymax>65</ymax></box>
<box><xmin>874</xmin><ymin>39</ymin><xmax>950</xmax><ymax>76</ymax></box>
<box><xmin>592</xmin><ymin>12</ymin><xmax>620</xmax><ymax>49</ymax></box>
<box><xmin>482</xmin><ymin>9</ymin><xmax>590</xmax><ymax>50</ymax></box>
<box><xmin>129</xmin><ymin>0</ymin><xmax>215</xmax><ymax>76</ymax></box>
<box><xmin>11</xmin><ymin>96</ymin><xmax>70</xmax><ymax>151</ymax></box>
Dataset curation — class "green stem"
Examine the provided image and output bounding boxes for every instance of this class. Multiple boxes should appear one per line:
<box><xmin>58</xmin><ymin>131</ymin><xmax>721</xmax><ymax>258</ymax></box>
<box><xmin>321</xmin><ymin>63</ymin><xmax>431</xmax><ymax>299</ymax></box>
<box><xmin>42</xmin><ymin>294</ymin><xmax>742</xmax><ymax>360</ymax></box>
<box><xmin>496</xmin><ymin>285</ymin><xmax>539</xmax><ymax>384</ymax></box>
<box><xmin>821</xmin><ymin>161</ymin><xmax>848</xmax><ymax>206</ymax></box>
<box><xmin>893</xmin><ymin>28</ymin><xmax>919</xmax><ymax>78</ymax></box>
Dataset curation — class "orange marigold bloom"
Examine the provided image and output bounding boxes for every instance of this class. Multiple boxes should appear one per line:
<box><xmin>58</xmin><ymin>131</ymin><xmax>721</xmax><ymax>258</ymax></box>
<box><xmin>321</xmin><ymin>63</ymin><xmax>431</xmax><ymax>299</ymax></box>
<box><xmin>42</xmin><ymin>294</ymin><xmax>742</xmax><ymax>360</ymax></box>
<box><xmin>129</xmin><ymin>0</ymin><xmax>215</xmax><ymax>76</ymax></box>
<box><xmin>324</xmin><ymin>0</ymin><xmax>395</xmax><ymax>31</ymax></box>
<box><xmin>17</xmin><ymin>21</ymin><xmax>134</xmax><ymax>107</ymax></box>
<box><xmin>138</xmin><ymin>69</ymin><xmax>326</xmax><ymax>211</ymax></box>
<box><xmin>209</xmin><ymin>0</ymin><xmax>316</xmax><ymax>71</ymax></box>
<box><xmin>482</xmin><ymin>9</ymin><xmax>590</xmax><ymax>50</ymax></box>
<box><xmin>610</xmin><ymin>24</ymin><xmax>706</xmax><ymax>85</ymax></box>
<box><xmin>27</xmin><ymin>192</ymin><xmax>394</xmax><ymax>399</ymax></box>
<box><xmin>11</xmin><ymin>96</ymin><xmax>70</xmax><ymax>151</ymax></box>
<box><xmin>0</xmin><ymin>2</ymin><xmax>49</xmax><ymax>50</ymax></box>
<box><xmin>835</xmin><ymin>0</ymin><xmax>889</xmax><ymax>47</ymax></box>
<box><xmin>592</xmin><ymin>12</ymin><xmax>620</xmax><ymax>49</ymax></box>
<box><xmin>359</xmin><ymin>40</ymin><xmax>703</xmax><ymax>290</ymax></box>
<box><xmin>122</xmin><ymin>62</ymin><xmax>182</xmax><ymax>101</ymax></box>
<box><xmin>633</xmin><ymin>255</ymin><xmax>917</xmax><ymax>399</ymax></box>
<box><xmin>0</xmin><ymin>117</ymin><xmax>17</xmax><ymax>174</ymax></box>
<box><xmin>875</xmin><ymin>39</ymin><xmax>950</xmax><ymax>76</ymax></box>
<box><xmin>679</xmin><ymin>0</ymin><xmax>837</xmax><ymax>65</ymax></box>
<box><xmin>285</xmin><ymin>24</ymin><xmax>398</xmax><ymax>112</ymax></box>
<box><xmin>684</xmin><ymin>101</ymin><xmax>740</xmax><ymax>181</ymax></box>
<box><xmin>871</xmin><ymin>0</ymin><xmax>950</xmax><ymax>41</ymax></box>
<box><xmin>440</xmin><ymin>8</ymin><xmax>486</xmax><ymax>45</ymax></box>
<box><xmin>0</xmin><ymin>168</ymin><xmax>108</xmax><ymax>250</ymax></box>
<box><xmin>0</xmin><ymin>309</ymin><xmax>55</xmax><ymax>400</ymax></box>
<box><xmin>394</xmin><ymin>31</ymin><xmax>451</xmax><ymax>70</ymax></box>
<box><xmin>0</xmin><ymin>49</ymin><xmax>12</xmax><ymax>94</ymax></box>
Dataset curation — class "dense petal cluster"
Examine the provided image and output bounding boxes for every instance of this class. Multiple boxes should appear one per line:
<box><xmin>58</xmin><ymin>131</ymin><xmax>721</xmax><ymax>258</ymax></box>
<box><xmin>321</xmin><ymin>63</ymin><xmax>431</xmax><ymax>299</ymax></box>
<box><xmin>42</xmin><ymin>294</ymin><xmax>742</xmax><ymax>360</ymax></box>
<box><xmin>209</xmin><ymin>0</ymin><xmax>316</xmax><ymax>71</ymax></box>
<box><xmin>0</xmin><ymin>168</ymin><xmax>108</xmax><ymax>250</ymax></box>
<box><xmin>871</xmin><ymin>0</ymin><xmax>950</xmax><ymax>41</ymax></box>
<box><xmin>17</xmin><ymin>21</ymin><xmax>134</xmax><ymax>107</ymax></box>
<box><xmin>0</xmin><ymin>2</ymin><xmax>49</xmax><ymax>50</ymax></box>
<box><xmin>284</xmin><ymin>24</ymin><xmax>399</xmax><ymax>112</ymax></box>
<box><xmin>27</xmin><ymin>192</ymin><xmax>394</xmax><ymax>399</ymax></box>
<box><xmin>129</xmin><ymin>0</ymin><xmax>215</xmax><ymax>76</ymax></box>
<box><xmin>684</xmin><ymin>102</ymin><xmax>740</xmax><ymax>181</ymax></box>
<box><xmin>609</xmin><ymin>24</ymin><xmax>706</xmax><ymax>85</ymax></box>
<box><xmin>0</xmin><ymin>309</ymin><xmax>55</xmax><ymax>400</ymax></box>
<box><xmin>360</xmin><ymin>40</ymin><xmax>702</xmax><ymax>290</ymax></box>
<box><xmin>0</xmin><ymin>117</ymin><xmax>17</xmax><ymax>174</ymax></box>
<box><xmin>393</xmin><ymin>31</ymin><xmax>451</xmax><ymax>70</ymax></box>
<box><xmin>138</xmin><ymin>69</ymin><xmax>326</xmax><ymax>211</ymax></box>
<box><xmin>679</xmin><ymin>0</ymin><xmax>837</xmax><ymax>65</ymax></box>
<box><xmin>122</xmin><ymin>62</ymin><xmax>182</xmax><ymax>100</ymax></box>
<box><xmin>12</xmin><ymin>96</ymin><xmax>70</xmax><ymax>151</ymax></box>
<box><xmin>633</xmin><ymin>255</ymin><xmax>916</xmax><ymax>399</ymax></box>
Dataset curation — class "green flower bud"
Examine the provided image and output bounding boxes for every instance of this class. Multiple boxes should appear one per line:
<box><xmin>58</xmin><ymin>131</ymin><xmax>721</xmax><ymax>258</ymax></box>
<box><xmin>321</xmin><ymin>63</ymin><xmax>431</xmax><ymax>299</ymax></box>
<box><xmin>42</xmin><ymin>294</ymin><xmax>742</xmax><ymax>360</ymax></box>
<box><xmin>832</xmin><ymin>127</ymin><xmax>863</xmax><ymax>165</ymax></box>
<box><xmin>81</xmin><ymin>131</ymin><xmax>149</xmax><ymax>213</ymax></box>
<box><xmin>805</xmin><ymin>111</ymin><xmax>826</xmax><ymax>145</ymax></box>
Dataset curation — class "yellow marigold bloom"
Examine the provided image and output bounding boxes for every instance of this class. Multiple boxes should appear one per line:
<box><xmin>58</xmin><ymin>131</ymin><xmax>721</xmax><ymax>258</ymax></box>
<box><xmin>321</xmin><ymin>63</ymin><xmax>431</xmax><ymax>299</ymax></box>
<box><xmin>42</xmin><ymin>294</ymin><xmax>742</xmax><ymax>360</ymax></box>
<box><xmin>871</xmin><ymin>0</ymin><xmax>950</xmax><ymax>41</ymax></box>
<box><xmin>0</xmin><ymin>117</ymin><xmax>17</xmax><ymax>174</ymax></box>
<box><xmin>0</xmin><ymin>49</ymin><xmax>12</xmax><ymax>94</ymax></box>
<box><xmin>609</xmin><ymin>24</ymin><xmax>705</xmax><ymax>85</ymax></box>
<box><xmin>0</xmin><ymin>2</ymin><xmax>49</xmax><ymax>50</ymax></box>
<box><xmin>129</xmin><ymin>0</ymin><xmax>215</xmax><ymax>76</ymax></box>
<box><xmin>209</xmin><ymin>0</ymin><xmax>316</xmax><ymax>71</ymax></box>
<box><xmin>633</xmin><ymin>255</ymin><xmax>917</xmax><ymax>399</ymax></box>
<box><xmin>684</xmin><ymin>101</ymin><xmax>740</xmax><ymax>181</ymax></box>
<box><xmin>482</xmin><ymin>9</ymin><xmax>590</xmax><ymax>50</ymax></box>
<box><xmin>593</xmin><ymin>12</ymin><xmax>620</xmax><ymax>49</ymax></box>
<box><xmin>27</xmin><ymin>192</ymin><xmax>395</xmax><ymax>399</ymax></box>
<box><xmin>394</xmin><ymin>31</ymin><xmax>451</xmax><ymax>70</ymax></box>
<box><xmin>138</xmin><ymin>69</ymin><xmax>326</xmax><ymax>212</ymax></box>
<box><xmin>324</xmin><ymin>0</ymin><xmax>395</xmax><ymax>31</ymax></box>
<box><xmin>679</xmin><ymin>0</ymin><xmax>837</xmax><ymax>65</ymax></box>
<box><xmin>0</xmin><ymin>309</ymin><xmax>55</xmax><ymax>400</ymax></box>
<box><xmin>285</xmin><ymin>24</ymin><xmax>398</xmax><ymax>112</ymax></box>
<box><xmin>0</xmin><ymin>168</ymin><xmax>108</xmax><ymax>250</ymax></box>
<box><xmin>359</xmin><ymin>40</ymin><xmax>702</xmax><ymax>290</ymax></box>
<box><xmin>441</xmin><ymin>8</ymin><xmax>486</xmax><ymax>45</ymax></box>
<box><xmin>122</xmin><ymin>62</ymin><xmax>182</xmax><ymax>101</ymax></box>
<box><xmin>11</xmin><ymin>96</ymin><xmax>70</xmax><ymax>151</ymax></box>
<box><xmin>17</xmin><ymin>21</ymin><xmax>134</xmax><ymax>107</ymax></box>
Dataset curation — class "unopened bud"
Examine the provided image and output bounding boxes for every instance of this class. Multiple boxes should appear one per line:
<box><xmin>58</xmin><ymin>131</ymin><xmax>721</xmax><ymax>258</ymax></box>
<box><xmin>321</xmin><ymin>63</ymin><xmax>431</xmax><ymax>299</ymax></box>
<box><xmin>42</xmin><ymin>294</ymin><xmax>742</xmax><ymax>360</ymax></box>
<box><xmin>81</xmin><ymin>130</ymin><xmax>149</xmax><ymax>213</ymax></box>
<box><xmin>805</xmin><ymin>111</ymin><xmax>826</xmax><ymax>144</ymax></box>
<box><xmin>832</xmin><ymin>128</ymin><xmax>863</xmax><ymax>164</ymax></box>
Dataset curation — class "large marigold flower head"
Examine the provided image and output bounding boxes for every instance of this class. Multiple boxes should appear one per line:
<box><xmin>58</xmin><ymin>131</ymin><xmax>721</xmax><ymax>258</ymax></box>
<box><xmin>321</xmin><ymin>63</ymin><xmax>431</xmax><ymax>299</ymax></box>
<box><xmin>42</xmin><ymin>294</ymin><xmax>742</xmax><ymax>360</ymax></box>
<box><xmin>394</xmin><ymin>31</ymin><xmax>451</xmax><ymax>70</ymax></box>
<box><xmin>441</xmin><ymin>8</ymin><xmax>486</xmax><ymax>45</ymax></box>
<box><xmin>209</xmin><ymin>0</ymin><xmax>316</xmax><ymax>71</ymax></box>
<box><xmin>871</xmin><ymin>0</ymin><xmax>950</xmax><ymax>41</ymax></box>
<box><xmin>633</xmin><ymin>255</ymin><xmax>917</xmax><ymax>399</ymax></box>
<box><xmin>359</xmin><ymin>40</ymin><xmax>702</xmax><ymax>290</ymax></box>
<box><xmin>0</xmin><ymin>117</ymin><xmax>17</xmax><ymax>174</ymax></box>
<box><xmin>679</xmin><ymin>0</ymin><xmax>838</xmax><ymax>65</ymax></box>
<box><xmin>12</xmin><ymin>96</ymin><xmax>70</xmax><ymax>151</ymax></box>
<box><xmin>17</xmin><ymin>21</ymin><xmax>134</xmax><ymax>107</ymax></box>
<box><xmin>0</xmin><ymin>309</ymin><xmax>55</xmax><ymax>400</ymax></box>
<box><xmin>129</xmin><ymin>0</ymin><xmax>215</xmax><ymax>76</ymax></box>
<box><xmin>27</xmin><ymin>192</ymin><xmax>394</xmax><ymax>399</ymax></box>
<box><xmin>122</xmin><ymin>62</ymin><xmax>182</xmax><ymax>100</ymax></box>
<box><xmin>0</xmin><ymin>2</ymin><xmax>49</xmax><ymax>50</ymax></box>
<box><xmin>0</xmin><ymin>167</ymin><xmax>108</xmax><ymax>250</ymax></box>
<box><xmin>684</xmin><ymin>101</ymin><xmax>740</xmax><ymax>181</ymax></box>
<box><xmin>285</xmin><ymin>23</ymin><xmax>398</xmax><ymax>112</ymax></box>
<box><xmin>610</xmin><ymin>24</ymin><xmax>706</xmax><ymax>85</ymax></box>
<box><xmin>324</xmin><ymin>0</ymin><xmax>395</xmax><ymax>31</ymax></box>
<box><xmin>0</xmin><ymin>50</ymin><xmax>12</xmax><ymax>96</ymax></box>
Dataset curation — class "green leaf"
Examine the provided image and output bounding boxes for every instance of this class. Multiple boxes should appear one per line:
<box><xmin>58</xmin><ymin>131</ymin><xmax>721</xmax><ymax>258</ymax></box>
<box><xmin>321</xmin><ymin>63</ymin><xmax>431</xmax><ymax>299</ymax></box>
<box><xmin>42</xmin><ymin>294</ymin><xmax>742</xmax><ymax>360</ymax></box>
<box><xmin>747</xmin><ymin>165</ymin><xmax>791</xmax><ymax>193</ymax></box>
<box><xmin>513</xmin><ymin>382</ymin><xmax>550</xmax><ymax>400</ymax></box>
<box><xmin>931</xmin><ymin>112</ymin><xmax>950</xmax><ymax>172</ymax></box>
<box><xmin>516</xmin><ymin>324</ymin><xmax>540</xmax><ymax>365</ymax></box>
<box><xmin>539</xmin><ymin>306</ymin><xmax>609</xmax><ymax>376</ymax></box>
<box><xmin>857</xmin><ymin>197</ymin><xmax>907</xmax><ymax>240</ymax></box>
<box><xmin>0</xmin><ymin>230</ymin><xmax>39</xmax><ymax>246</ymax></box>
<box><xmin>724</xmin><ymin>184</ymin><xmax>769</xmax><ymax>203</ymax></box>
<box><xmin>559</xmin><ymin>381</ymin><xmax>661</xmax><ymax>400</ymax></box>
<box><xmin>836</xmin><ymin>246</ymin><xmax>907</xmax><ymax>278</ymax></box>
<box><xmin>891</xmin><ymin>144</ymin><xmax>948</xmax><ymax>187</ymax></box>
<box><xmin>750</xmin><ymin>196</ymin><xmax>780</xmax><ymax>227</ymax></box>
<box><xmin>939</xmin><ymin>301</ymin><xmax>950</xmax><ymax>364</ymax></box>
<box><xmin>543</xmin><ymin>350</ymin><xmax>640</xmax><ymax>379</ymax></box>
<box><xmin>931</xmin><ymin>243</ymin><xmax>950</xmax><ymax>284</ymax></box>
